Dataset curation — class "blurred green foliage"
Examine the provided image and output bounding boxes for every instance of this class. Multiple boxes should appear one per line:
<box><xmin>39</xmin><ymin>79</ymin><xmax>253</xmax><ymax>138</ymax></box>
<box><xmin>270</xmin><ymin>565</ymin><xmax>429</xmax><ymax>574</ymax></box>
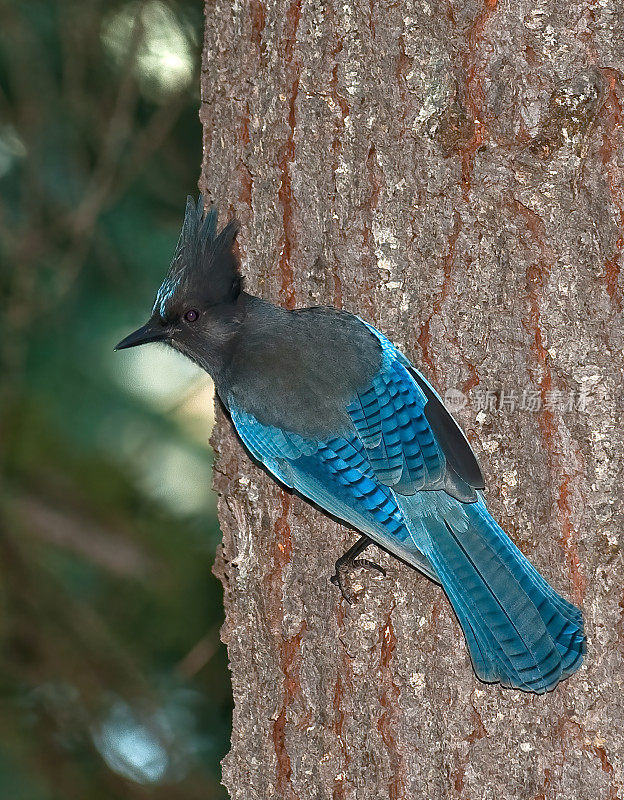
<box><xmin>0</xmin><ymin>1</ymin><xmax>231</xmax><ymax>797</ymax></box>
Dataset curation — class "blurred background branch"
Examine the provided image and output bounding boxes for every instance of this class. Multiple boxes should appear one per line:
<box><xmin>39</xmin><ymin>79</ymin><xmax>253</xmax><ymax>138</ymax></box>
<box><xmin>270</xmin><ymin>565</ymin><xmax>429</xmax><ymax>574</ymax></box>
<box><xmin>0</xmin><ymin>1</ymin><xmax>230</xmax><ymax>797</ymax></box>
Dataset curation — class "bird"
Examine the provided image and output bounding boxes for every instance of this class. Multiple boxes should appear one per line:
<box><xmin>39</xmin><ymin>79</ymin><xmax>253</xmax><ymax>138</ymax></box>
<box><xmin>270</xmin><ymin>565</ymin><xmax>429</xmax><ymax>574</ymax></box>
<box><xmin>116</xmin><ymin>194</ymin><xmax>585</xmax><ymax>694</ymax></box>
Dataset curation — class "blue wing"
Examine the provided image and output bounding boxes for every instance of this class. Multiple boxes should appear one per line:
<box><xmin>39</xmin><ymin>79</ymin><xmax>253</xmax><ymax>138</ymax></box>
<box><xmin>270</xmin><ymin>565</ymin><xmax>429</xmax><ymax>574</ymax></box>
<box><xmin>346</xmin><ymin>320</ymin><xmax>484</xmax><ymax>501</ymax></box>
<box><xmin>227</xmin><ymin>318</ymin><xmax>585</xmax><ymax>693</ymax></box>
<box><xmin>229</xmin><ymin>403</ymin><xmax>439</xmax><ymax>582</ymax></box>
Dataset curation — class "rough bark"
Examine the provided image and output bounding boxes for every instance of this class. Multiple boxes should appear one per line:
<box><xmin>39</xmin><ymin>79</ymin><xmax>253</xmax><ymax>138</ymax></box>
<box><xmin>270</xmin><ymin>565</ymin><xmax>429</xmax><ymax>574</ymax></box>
<box><xmin>200</xmin><ymin>1</ymin><xmax>624</xmax><ymax>798</ymax></box>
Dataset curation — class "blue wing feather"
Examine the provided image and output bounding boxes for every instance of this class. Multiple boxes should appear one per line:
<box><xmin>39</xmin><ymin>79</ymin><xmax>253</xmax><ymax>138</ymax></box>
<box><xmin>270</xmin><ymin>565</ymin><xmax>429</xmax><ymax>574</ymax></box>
<box><xmin>230</xmin><ymin>402</ymin><xmax>440</xmax><ymax>582</ymax></box>
<box><xmin>346</xmin><ymin>354</ymin><xmax>446</xmax><ymax>492</ymax></box>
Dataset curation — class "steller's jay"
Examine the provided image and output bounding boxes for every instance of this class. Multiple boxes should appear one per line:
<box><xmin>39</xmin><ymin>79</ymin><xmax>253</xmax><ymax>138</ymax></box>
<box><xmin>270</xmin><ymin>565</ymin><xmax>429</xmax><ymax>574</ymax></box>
<box><xmin>116</xmin><ymin>195</ymin><xmax>585</xmax><ymax>693</ymax></box>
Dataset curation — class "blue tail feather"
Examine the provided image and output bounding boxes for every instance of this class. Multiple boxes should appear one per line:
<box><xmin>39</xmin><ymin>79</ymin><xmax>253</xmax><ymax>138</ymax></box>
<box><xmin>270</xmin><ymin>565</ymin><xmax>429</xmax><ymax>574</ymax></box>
<box><xmin>398</xmin><ymin>495</ymin><xmax>585</xmax><ymax>693</ymax></box>
<box><xmin>462</xmin><ymin>504</ymin><xmax>585</xmax><ymax>679</ymax></box>
<box><xmin>464</xmin><ymin>502</ymin><xmax>583</xmax><ymax>629</ymax></box>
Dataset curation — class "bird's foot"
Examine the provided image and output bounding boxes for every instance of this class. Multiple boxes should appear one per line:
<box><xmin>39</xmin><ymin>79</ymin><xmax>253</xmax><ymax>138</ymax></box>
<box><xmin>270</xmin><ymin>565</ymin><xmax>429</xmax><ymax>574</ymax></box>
<box><xmin>330</xmin><ymin>535</ymin><xmax>386</xmax><ymax>604</ymax></box>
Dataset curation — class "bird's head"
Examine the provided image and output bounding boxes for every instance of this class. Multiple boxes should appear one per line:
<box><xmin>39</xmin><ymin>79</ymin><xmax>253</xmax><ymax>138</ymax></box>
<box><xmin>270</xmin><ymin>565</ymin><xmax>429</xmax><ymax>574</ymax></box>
<box><xmin>115</xmin><ymin>195</ymin><xmax>244</xmax><ymax>376</ymax></box>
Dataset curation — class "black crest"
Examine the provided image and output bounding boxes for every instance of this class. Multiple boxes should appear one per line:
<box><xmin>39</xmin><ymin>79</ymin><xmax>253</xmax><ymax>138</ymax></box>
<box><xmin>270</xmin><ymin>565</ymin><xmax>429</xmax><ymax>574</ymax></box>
<box><xmin>153</xmin><ymin>195</ymin><xmax>241</xmax><ymax>318</ymax></box>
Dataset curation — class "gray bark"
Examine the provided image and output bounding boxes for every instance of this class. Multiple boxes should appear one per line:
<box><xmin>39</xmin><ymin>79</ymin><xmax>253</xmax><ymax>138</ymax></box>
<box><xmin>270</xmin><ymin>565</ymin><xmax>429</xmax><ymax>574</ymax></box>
<box><xmin>200</xmin><ymin>1</ymin><xmax>624</xmax><ymax>797</ymax></box>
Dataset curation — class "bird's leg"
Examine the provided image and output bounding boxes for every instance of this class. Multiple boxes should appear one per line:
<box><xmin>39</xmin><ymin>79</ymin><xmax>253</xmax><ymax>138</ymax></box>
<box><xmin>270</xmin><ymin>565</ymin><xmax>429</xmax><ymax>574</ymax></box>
<box><xmin>330</xmin><ymin>535</ymin><xmax>386</xmax><ymax>604</ymax></box>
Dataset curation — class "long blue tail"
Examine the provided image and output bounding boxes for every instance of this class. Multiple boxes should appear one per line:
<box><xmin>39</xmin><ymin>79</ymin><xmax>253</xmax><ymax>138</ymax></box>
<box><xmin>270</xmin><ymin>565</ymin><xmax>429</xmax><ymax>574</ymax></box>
<box><xmin>400</xmin><ymin>495</ymin><xmax>585</xmax><ymax>693</ymax></box>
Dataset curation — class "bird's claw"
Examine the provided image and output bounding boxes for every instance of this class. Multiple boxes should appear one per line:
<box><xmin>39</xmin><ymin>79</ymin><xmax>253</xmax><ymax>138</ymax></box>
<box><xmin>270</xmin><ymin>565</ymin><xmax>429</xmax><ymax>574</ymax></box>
<box><xmin>352</xmin><ymin>558</ymin><xmax>386</xmax><ymax>576</ymax></box>
<box><xmin>330</xmin><ymin>556</ymin><xmax>386</xmax><ymax>605</ymax></box>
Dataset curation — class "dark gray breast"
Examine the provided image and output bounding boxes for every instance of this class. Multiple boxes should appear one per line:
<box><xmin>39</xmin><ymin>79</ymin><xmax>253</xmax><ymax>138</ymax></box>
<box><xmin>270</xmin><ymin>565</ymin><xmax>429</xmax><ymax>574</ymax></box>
<box><xmin>222</xmin><ymin>297</ymin><xmax>382</xmax><ymax>438</ymax></box>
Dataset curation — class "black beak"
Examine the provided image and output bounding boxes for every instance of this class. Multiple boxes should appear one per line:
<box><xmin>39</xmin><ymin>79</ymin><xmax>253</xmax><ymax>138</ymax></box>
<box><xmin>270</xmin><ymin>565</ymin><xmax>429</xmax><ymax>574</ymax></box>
<box><xmin>114</xmin><ymin>319</ymin><xmax>168</xmax><ymax>351</ymax></box>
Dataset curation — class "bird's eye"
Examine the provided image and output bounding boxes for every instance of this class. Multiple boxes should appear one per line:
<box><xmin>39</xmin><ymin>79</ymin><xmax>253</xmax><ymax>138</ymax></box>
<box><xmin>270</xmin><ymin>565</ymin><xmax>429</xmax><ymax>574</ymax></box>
<box><xmin>184</xmin><ymin>308</ymin><xmax>199</xmax><ymax>323</ymax></box>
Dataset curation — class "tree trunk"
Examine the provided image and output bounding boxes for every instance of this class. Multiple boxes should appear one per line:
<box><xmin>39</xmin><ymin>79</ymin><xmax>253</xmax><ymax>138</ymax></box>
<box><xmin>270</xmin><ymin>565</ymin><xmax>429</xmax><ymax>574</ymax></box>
<box><xmin>201</xmin><ymin>1</ymin><xmax>623</xmax><ymax>797</ymax></box>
